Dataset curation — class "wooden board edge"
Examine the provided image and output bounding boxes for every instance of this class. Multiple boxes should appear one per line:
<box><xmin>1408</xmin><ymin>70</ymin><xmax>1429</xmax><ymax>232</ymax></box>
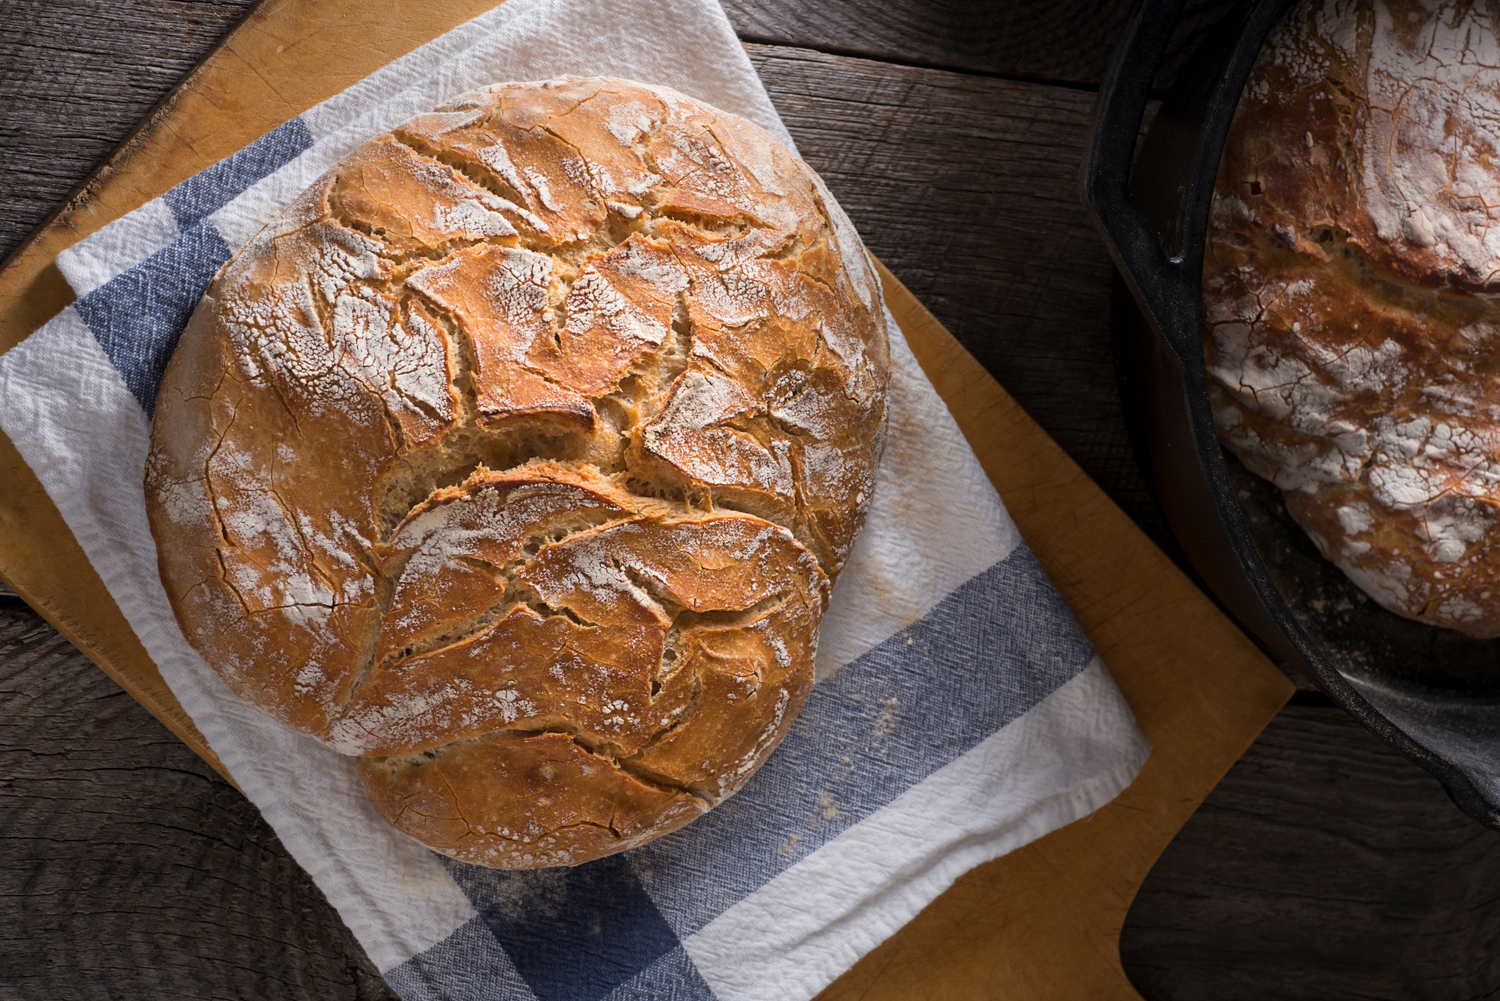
<box><xmin>0</xmin><ymin>429</ymin><xmax>236</xmax><ymax>788</ymax></box>
<box><xmin>0</xmin><ymin>1</ymin><xmax>272</xmax><ymax>348</ymax></box>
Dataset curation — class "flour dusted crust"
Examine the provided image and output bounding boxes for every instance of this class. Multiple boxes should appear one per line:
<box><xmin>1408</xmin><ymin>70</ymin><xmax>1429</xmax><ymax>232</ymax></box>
<box><xmin>144</xmin><ymin>77</ymin><xmax>889</xmax><ymax>866</ymax></box>
<box><xmin>1205</xmin><ymin>0</ymin><xmax>1500</xmax><ymax>637</ymax></box>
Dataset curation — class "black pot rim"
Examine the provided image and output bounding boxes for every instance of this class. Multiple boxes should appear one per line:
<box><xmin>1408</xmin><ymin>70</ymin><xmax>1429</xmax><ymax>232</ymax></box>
<box><xmin>1080</xmin><ymin>0</ymin><xmax>1500</xmax><ymax>828</ymax></box>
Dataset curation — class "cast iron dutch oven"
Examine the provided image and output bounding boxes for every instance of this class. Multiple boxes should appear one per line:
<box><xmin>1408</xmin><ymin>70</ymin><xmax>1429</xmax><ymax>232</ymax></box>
<box><xmin>1082</xmin><ymin>0</ymin><xmax>1500</xmax><ymax>827</ymax></box>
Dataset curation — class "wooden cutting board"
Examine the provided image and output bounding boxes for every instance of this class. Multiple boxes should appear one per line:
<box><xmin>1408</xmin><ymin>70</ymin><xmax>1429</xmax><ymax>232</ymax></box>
<box><xmin>0</xmin><ymin>1</ymin><xmax>1293</xmax><ymax>997</ymax></box>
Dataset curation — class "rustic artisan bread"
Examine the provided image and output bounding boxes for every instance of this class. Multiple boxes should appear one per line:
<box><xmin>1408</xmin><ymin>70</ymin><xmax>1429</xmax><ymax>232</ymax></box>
<box><xmin>145</xmin><ymin>77</ymin><xmax>889</xmax><ymax>866</ymax></box>
<box><xmin>1204</xmin><ymin>0</ymin><xmax>1500</xmax><ymax>637</ymax></box>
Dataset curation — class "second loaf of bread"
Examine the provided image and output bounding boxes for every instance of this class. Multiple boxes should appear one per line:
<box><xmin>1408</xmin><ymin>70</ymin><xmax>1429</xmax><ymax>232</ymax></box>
<box><xmin>144</xmin><ymin>77</ymin><xmax>890</xmax><ymax>866</ymax></box>
<box><xmin>1204</xmin><ymin>0</ymin><xmax>1500</xmax><ymax>638</ymax></box>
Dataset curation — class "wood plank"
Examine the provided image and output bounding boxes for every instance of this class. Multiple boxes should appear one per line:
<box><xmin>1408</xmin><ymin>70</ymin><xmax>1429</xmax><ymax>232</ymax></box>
<box><xmin>0</xmin><ymin>0</ymin><xmax>261</xmax><ymax>263</ymax></box>
<box><xmin>0</xmin><ymin>0</ymin><xmax>501</xmax><ymax>356</ymax></box>
<box><xmin>723</xmin><ymin>0</ymin><xmax>1237</xmax><ymax>88</ymax></box>
<box><xmin>1122</xmin><ymin>699</ymin><xmax>1500</xmax><ymax>999</ymax></box>
<box><xmin>0</xmin><ymin>0</ymin><xmax>1280</xmax><ymax>273</ymax></box>
<box><xmin>0</xmin><ymin>603</ymin><xmax>392</xmax><ymax>1000</ymax></box>
<box><xmin>0</xmin><ymin>430</ymin><xmax>235</xmax><ymax>785</ymax></box>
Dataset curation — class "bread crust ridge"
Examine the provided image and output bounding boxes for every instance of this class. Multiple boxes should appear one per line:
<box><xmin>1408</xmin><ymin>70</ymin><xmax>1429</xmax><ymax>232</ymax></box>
<box><xmin>145</xmin><ymin>77</ymin><xmax>889</xmax><ymax>865</ymax></box>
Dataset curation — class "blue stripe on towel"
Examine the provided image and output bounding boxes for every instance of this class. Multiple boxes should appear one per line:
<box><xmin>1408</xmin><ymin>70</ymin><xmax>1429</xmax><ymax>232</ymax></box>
<box><xmin>634</xmin><ymin>544</ymin><xmax>1094</xmax><ymax>936</ymax></box>
<box><xmin>383</xmin><ymin>916</ymin><xmax>538</xmax><ymax>1001</ymax></box>
<box><xmin>447</xmin><ymin>854</ymin><xmax>686</xmax><ymax>1001</ymax></box>
<box><xmin>72</xmin><ymin>220</ymin><xmax>232</xmax><ymax>415</ymax></box>
<box><xmin>163</xmin><ymin>119</ymin><xmax>315</xmax><ymax>227</ymax></box>
<box><xmin>602</xmin><ymin>947</ymin><xmax>715</xmax><ymax>1001</ymax></box>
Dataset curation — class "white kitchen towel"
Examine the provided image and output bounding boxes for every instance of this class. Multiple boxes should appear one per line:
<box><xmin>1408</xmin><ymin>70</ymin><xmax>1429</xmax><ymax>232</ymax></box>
<box><xmin>0</xmin><ymin>1</ymin><xmax>1150</xmax><ymax>998</ymax></box>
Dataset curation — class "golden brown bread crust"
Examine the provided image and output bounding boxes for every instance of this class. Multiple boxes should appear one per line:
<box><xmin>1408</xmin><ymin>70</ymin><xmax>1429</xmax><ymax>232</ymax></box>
<box><xmin>144</xmin><ymin>77</ymin><xmax>888</xmax><ymax>865</ymax></box>
<box><xmin>1203</xmin><ymin>0</ymin><xmax>1500</xmax><ymax>637</ymax></box>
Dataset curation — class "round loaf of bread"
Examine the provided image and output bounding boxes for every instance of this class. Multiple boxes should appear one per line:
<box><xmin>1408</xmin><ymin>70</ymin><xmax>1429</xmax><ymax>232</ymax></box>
<box><xmin>145</xmin><ymin>77</ymin><xmax>889</xmax><ymax>866</ymax></box>
<box><xmin>1204</xmin><ymin>0</ymin><xmax>1500</xmax><ymax>637</ymax></box>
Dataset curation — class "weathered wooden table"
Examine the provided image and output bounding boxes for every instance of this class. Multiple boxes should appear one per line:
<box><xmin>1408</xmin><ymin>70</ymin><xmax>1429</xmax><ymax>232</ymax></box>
<box><xmin>4</xmin><ymin>1</ymin><xmax>1500</xmax><ymax>998</ymax></box>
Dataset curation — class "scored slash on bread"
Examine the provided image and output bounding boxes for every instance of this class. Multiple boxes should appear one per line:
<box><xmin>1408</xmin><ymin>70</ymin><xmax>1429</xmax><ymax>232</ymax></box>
<box><xmin>349</xmin><ymin>464</ymin><xmax>825</xmax><ymax>868</ymax></box>
<box><xmin>144</xmin><ymin>77</ymin><xmax>889</xmax><ymax>866</ymax></box>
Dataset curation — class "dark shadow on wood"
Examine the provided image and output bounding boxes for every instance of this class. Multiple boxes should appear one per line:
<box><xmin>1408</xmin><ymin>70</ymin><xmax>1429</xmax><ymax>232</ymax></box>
<box><xmin>1121</xmin><ymin>704</ymin><xmax>1500</xmax><ymax>1001</ymax></box>
<box><xmin>725</xmin><ymin>0</ymin><xmax>1240</xmax><ymax>90</ymax></box>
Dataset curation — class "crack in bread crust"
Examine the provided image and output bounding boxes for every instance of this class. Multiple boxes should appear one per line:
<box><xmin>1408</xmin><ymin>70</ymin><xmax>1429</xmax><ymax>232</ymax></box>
<box><xmin>145</xmin><ymin>77</ymin><xmax>889</xmax><ymax>868</ymax></box>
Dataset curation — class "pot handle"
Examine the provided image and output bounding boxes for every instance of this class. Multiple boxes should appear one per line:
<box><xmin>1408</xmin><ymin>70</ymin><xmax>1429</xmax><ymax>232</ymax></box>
<box><xmin>1081</xmin><ymin>0</ymin><xmax>1294</xmax><ymax>361</ymax></box>
<box><xmin>1080</xmin><ymin>0</ymin><xmax>1189</xmax><ymax>331</ymax></box>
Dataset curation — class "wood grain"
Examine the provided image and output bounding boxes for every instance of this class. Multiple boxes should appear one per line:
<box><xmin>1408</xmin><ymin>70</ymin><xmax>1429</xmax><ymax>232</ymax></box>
<box><xmin>0</xmin><ymin>0</ymin><xmax>260</xmax><ymax>263</ymax></box>
<box><xmin>723</xmin><ymin>0</ymin><xmax>1239</xmax><ymax>89</ymax></box>
<box><xmin>1123</xmin><ymin>699</ymin><xmax>1500</xmax><ymax>999</ymax></box>
<box><xmin>0</xmin><ymin>426</ymin><xmax>234</xmax><ymax>785</ymax></box>
<box><xmin>0</xmin><ymin>604</ymin><xmax>395</xmax><ymax>1000</ymax></box>
<box><xmin>0</xmin><ymin>0</ymin><xmax>1185</xmax><ymax>279</ymax></box>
